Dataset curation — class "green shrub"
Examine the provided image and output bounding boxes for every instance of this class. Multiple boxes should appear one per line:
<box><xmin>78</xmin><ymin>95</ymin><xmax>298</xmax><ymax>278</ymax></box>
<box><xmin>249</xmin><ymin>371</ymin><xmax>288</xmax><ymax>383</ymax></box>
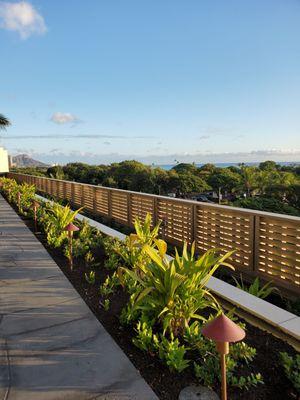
<box><xmin>0</xmin><ymin>178</ymin><xmax>36</xmax><ymax>214</ymax></box>
<box><xmin>132</xmin><ymin>321</ymin><xmax>155</xmax><ymax>352</ymax></box>
<box><xmin>42</xmin><ymin>202</ymin><xmax>82</xmax><ymax>248</ymax></box>
<box><xmin>280</xmin><ymin>352</ymin><xmax>300</xmax><ymax>394</ymax></box>
<box><xmin>193</xmin><ymin>326</ymin><xmax>263</xmax><ymax>389</ymax></box>
<box><xmin>155</xmin><ymin>334</ymin><xmax>190</xmax><ymax>373</ymax></box>
<box><xmin>233</xmin><ymin>197</ymin><xmax>300</xmax><ymax>216</ymax></box>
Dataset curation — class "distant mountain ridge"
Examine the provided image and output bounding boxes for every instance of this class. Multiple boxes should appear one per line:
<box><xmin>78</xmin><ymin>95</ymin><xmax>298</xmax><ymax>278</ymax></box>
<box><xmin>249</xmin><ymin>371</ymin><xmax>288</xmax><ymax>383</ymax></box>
<box><xmin>12</xmin><ymin>154</ymin><xmax>49</xmax><ymax>168</ymax></box>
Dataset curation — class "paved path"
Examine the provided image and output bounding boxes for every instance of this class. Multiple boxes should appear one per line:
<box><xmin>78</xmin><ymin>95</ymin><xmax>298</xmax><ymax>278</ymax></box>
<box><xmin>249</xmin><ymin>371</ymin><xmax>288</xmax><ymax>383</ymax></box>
<box><xmin>0</xmin><ymin>195</ymin><xmax>158</xmax><ymax>400</ymax></box>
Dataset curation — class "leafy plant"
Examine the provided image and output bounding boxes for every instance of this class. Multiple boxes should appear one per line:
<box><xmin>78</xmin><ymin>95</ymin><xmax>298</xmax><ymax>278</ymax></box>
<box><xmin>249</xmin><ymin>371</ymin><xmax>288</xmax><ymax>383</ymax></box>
<box><xmin>100</xmin><ymin>299</ymin><xmax>110</xmax><ymax>311</ymax></box>
<box><xmin>42</xmin><ymin>202</ymin><xmax>82</xmax><ymax>248</ymax></box>
<box><xmin>280</xmin><ymin>352</ymin><xmax>300</xmax><ymax>394</ymax></box>
<box><xmin>229</xmin><ymin>373</ymin><xmax>264</xmax><ymax>390</ymax></box>
<box><xmin>72</xmin><ymin>219</ymin><xmax>102</xmax><ymax>258</ymax></box>
<box><xmin>120</xmin><ymin>239</ymin><xmax>234</xmax><ymax>336</ymax></box>
<box><xmin>155</xmin><ymin>334</ymin><xmax>190</xmax><ymax>373</ymax></box>
<box><xmin>85</xmin><ymin>251</ymin><xmax>95</xmax><ymax>267</ymax></box>
<box><xmin>99</xmin><ymin>272</ymin><xmax>120</xmax><ymax>297</ymax></box>
<box><xmin>116</xmin><ymin>214</ymin><xmax>160</xmax><ymax>270</ymax></box>
<box><xmin>104</xmin><ymin>252</ymin><xmax>121</xmax><ymax>270</ymax></box>
<box><xmin>103</xmin><ymin>299</ymin><xmax>110</xmax><ymax>311</ymax></box>
<box><xmin>0</xmin><ymin>178</ymin><xmax>36</xmax><ymax>214</ymax></box>
<box><xmin>193</xmin><ymin>333</ymin><xmax>263</xmax><ymax>389</ymax></box>
<box><xmin>85</xmin><ymin>270</ymin><xmax>95</xmax><ymax>285</ymax></box>
<box><xmin>233</xmin><ymin>275</ymin><xmax>277</xmax><ymax>299</ymax></box>
<box><xmin>132</xmin><ymin>321</ymin><xmax>155</xmax><ymax>352</ymax></box>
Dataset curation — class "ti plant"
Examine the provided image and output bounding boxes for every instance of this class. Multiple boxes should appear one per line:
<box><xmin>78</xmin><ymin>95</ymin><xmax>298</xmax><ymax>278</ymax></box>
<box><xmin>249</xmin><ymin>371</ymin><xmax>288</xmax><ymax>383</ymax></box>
<box><xmin>116</xmin><ymin>213</ymin><xmax>160</xmax><ymax>270</ymax></box>
<box><xmin>120</xmin><ymin>236</ymin><xmax>234</xmax><ymax>336</ymax></box>
<box><xmin>42</xmin><ymin>202</ymin><xmax>83</xmax><ymax>248</ymax></box>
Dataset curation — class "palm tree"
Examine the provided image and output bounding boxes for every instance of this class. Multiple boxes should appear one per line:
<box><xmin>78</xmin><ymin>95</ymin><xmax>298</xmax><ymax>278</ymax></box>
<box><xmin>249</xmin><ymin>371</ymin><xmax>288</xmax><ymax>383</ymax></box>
<box><xmin>0</xmin><ymin>114</ymin><xmax>10</xmax><ymax>130</ymax></box>
<box><xmin>240</xmin><ymin>166</ymin><xmax>258</xmax><ymax>197</ymax></box>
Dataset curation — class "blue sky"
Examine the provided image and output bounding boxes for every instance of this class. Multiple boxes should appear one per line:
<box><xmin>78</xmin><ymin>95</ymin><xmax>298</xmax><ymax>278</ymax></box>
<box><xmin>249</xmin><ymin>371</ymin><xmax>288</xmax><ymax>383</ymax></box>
<box><xmin>0</xmin><ymin>0</ymin><xmax>300</xmax><ymax>164</ymax></box>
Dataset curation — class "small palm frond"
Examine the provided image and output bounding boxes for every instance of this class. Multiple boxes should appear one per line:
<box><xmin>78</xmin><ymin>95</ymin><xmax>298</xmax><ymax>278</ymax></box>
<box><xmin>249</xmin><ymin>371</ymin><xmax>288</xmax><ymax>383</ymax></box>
<box><xmin>0</xmin><ymin>114</ymin><xmax>10</xmax><ymax>130</ymax></box>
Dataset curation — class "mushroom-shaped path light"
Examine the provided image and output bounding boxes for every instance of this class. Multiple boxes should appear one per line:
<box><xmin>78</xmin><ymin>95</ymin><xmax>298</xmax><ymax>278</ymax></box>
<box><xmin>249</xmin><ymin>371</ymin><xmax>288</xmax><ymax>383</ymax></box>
<box><xmin>32</xmin><ymin>199</ymin><xmax>40</xmax><ymax>232</ymax></box>
<box><xmin>64</xmin><ymin>222</ymin><xmax>80</xmax><ymax>270</ymax></box>
<box><xmin>202</xmin><ymin>314</ymin><xmax>245</xmax><ymax>400</ymax></box>
<box><xmin>17</xmin><ymin>191</ymin><xmax>21</xmax><ymax>211</ymax></box>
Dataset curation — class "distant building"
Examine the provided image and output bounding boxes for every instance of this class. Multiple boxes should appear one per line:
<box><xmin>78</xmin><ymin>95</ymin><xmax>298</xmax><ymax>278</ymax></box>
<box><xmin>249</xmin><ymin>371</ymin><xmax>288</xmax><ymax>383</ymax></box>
<box><xmin>0</xmin><ymin>147</ymin><xmax>9</xmax><ymax>173</ymax></box>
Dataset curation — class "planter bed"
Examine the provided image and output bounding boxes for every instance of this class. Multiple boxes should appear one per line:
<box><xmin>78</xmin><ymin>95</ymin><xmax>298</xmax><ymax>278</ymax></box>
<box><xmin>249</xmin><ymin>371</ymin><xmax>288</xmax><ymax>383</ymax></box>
<box><xmin>37</xmin><ymin>192</ymin><xmax>300</xmax><ymax>316</ymax></box>
<box><xmin>15</xmin><ymin>209</ymin><xmax>298</xmax><ymax>400</ymax></box>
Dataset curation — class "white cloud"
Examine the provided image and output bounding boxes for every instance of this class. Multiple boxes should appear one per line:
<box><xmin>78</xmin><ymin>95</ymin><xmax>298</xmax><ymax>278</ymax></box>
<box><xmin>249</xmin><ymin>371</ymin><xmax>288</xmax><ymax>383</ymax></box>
<box><xmin>50</xmin><ymin>112</ymin><xmax>79</xmax><ymax>124</ymax></box>
<box><xmin>0</xmin><ymin>1</ymin><xmax>46</xmax><ymax>39</ymax></box>
<box><xmin>198</xmin><ymin>135</ymin><xmax>210</xmax><ymax>140</ymax></box>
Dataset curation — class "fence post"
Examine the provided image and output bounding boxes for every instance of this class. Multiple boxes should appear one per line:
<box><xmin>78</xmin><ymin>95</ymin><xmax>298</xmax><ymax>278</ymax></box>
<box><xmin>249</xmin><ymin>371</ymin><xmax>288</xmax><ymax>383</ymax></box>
<box><xmin>108</xmin><ymin>189</ymin><xmax>112</xmax><ymax>219</ymax></box>
<box><xmin>153</xmin><ymin>197</ymin><xmax>158</xmax><ymax>227</ymax></box>
<box><xmin>63</xmin><ymin>181</ymin><xmax>67</xmax><ymax>199</ymax></box>
<box><xmin>81</xmin><ymin>184</ymin><xmax>84</xmax><ymax>207</ymax></box>
<box><xmin>127</xmin><ymin>193</ymin><xmax>132</xmax><ymax>226</ymax></box>
<box><xmin>253</xmin><ymin>215</ymin><xmax>260</xmax><ymax>272</ymax></box>
<box><xmin>93</xmin><ymin>186</ymin><xmax>97</xmax><ymax>214</ymax></box>
<box><xmin>71</xmin><ymin>182</ymin><xmax>75</xmax><ymax>207</ymax></box>
<box><xmin>192</xmin><ymin>204</ymin><xmax>197</xmax><ymax>247</ymax></box>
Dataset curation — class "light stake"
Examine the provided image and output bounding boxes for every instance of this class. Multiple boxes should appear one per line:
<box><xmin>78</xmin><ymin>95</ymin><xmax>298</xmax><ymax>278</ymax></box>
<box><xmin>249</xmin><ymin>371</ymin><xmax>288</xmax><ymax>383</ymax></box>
<box><xmin>32</xmin><ymin>199</ymin><xmax>40</xmax><ymax>233</ymax></box>
<box><xmin>64</xmin><ymin>222</ymin><xmax>79</xmax><ymax>270</ymax></box>
<box><xmin>17</xmin><ymin>191</ymin><xmax>21</xmax><ymax>212</ymax></box>
<box><xmin>202</xmin><ymin>313</ymin><xmax>245</xmax><ymax>400</ymax></box>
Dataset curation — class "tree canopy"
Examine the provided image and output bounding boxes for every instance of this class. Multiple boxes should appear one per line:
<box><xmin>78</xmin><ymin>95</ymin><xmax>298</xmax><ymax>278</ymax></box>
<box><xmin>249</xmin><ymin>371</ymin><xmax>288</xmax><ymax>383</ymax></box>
<box><xmin>12</xmin><ymin>160</ymin><xmax>300</xmax><ymax>216</ymax></box>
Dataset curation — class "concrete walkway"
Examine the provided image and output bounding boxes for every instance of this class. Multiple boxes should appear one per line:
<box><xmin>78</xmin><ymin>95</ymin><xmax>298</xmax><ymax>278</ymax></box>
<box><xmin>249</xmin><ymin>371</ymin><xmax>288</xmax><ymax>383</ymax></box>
<box><xmin>0</xmin><ymin>195</ymin><xmax>158</xmax><ymax>400</ymax></box>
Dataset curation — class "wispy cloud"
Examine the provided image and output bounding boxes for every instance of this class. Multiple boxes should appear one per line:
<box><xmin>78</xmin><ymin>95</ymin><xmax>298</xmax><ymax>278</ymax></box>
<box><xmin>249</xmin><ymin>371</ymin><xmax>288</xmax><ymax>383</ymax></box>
<box><xmin>198</xmin><ymin>135</ymin><xmax>210</xmax><ymax>140</ymax></box>
<box><xmin>50</xmin><ymin>112</ymin><xmax>80</xmax><ymax>125</ymax></box>
<box><xmin>0</xmin><ymin>1</ymin><xmax>46</xmax><ymax>39</ymax></box>
<box><xmin>197</xmin><ymin>126</ymin><xmax>245</xmax><ymax>140</ymax></box>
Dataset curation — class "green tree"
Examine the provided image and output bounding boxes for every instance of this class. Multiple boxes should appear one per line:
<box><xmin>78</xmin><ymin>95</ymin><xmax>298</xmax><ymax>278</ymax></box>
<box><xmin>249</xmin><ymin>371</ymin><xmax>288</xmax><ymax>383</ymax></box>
<box><xmin>177</xmin><ymin>173</ymin><xmax>210</xmax><ymax>196</ymax></box>
<box><xmin>207</xmin><ymin>168</ymin><xmax>241</xmax><ymax>193</ymax></box>
<box><xmin>234</xmin><ymin>197</ymin><xmax>300</xmax><ymax>216</ymax></box>
<box><xmin>47</xmin><ymin>165</ymin><xmax>65</xmax><ymax>180</ymax></box>
<box><xmin>199</xmin><ymin>163</ymin><xmax>216</xmax><ymax>174</ymax></box>
<box><xmin>258</xmin><ymin>160</ymin><xmax>278</xmax><ymax>171</ymax></box>
<box><xmin>239</xmin><ymin>166</ymin><xmax>258</xmax><ymax>196</ymax></box>
<box><xmin>172</xmin><ymin>163</ymin><xmax>198</xmax><ymax>175</ymax></box>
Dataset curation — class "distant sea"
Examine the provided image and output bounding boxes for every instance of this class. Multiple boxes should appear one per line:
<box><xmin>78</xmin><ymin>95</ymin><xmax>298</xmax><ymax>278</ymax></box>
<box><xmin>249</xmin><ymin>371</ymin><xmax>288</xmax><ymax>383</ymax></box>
<box><xmin>159</xmin><ymin>162</ymin><xmax>300</xmax><ymax>170</ymax></box>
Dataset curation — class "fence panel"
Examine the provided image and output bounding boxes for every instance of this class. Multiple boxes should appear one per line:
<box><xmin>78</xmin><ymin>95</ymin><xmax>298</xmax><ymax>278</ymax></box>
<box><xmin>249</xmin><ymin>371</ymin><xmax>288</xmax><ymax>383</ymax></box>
<box><xmin>195</xmin><ymin>205</ymin><xmax>254</xmax><ymax>272</ymax></box>
<box><xmin>255</xmin><ymin>215</ymin><xmax>300</xmax><ymax>290</ymax></box>
<box><xmin>7</xmin><ymin>172</ymin><xmax>300</xmax><ymax>295</ymax></box>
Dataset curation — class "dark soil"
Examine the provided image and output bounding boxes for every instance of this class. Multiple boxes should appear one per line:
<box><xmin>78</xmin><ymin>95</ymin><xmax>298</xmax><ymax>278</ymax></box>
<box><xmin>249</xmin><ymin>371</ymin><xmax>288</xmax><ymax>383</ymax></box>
<box><xmin>19</xmin><ymin>211</ymin><xmax>299</xmax><ymax>400</ymax></box>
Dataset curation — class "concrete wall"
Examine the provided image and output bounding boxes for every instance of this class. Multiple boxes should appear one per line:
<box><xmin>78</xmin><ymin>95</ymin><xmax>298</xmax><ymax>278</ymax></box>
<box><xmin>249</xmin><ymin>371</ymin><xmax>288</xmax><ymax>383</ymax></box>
<box><xmin>0</xmin><ymin>147</ymin><xmax>9</xmax><ymax>173</ymax></box>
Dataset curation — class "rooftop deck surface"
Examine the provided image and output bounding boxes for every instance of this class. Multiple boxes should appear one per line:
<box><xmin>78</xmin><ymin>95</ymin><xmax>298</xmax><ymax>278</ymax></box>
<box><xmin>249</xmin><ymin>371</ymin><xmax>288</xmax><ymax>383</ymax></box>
<box><xmin>0</xmin><ymin>195</ymin><xmax>157</xmax><ymax>400</ymax></box>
